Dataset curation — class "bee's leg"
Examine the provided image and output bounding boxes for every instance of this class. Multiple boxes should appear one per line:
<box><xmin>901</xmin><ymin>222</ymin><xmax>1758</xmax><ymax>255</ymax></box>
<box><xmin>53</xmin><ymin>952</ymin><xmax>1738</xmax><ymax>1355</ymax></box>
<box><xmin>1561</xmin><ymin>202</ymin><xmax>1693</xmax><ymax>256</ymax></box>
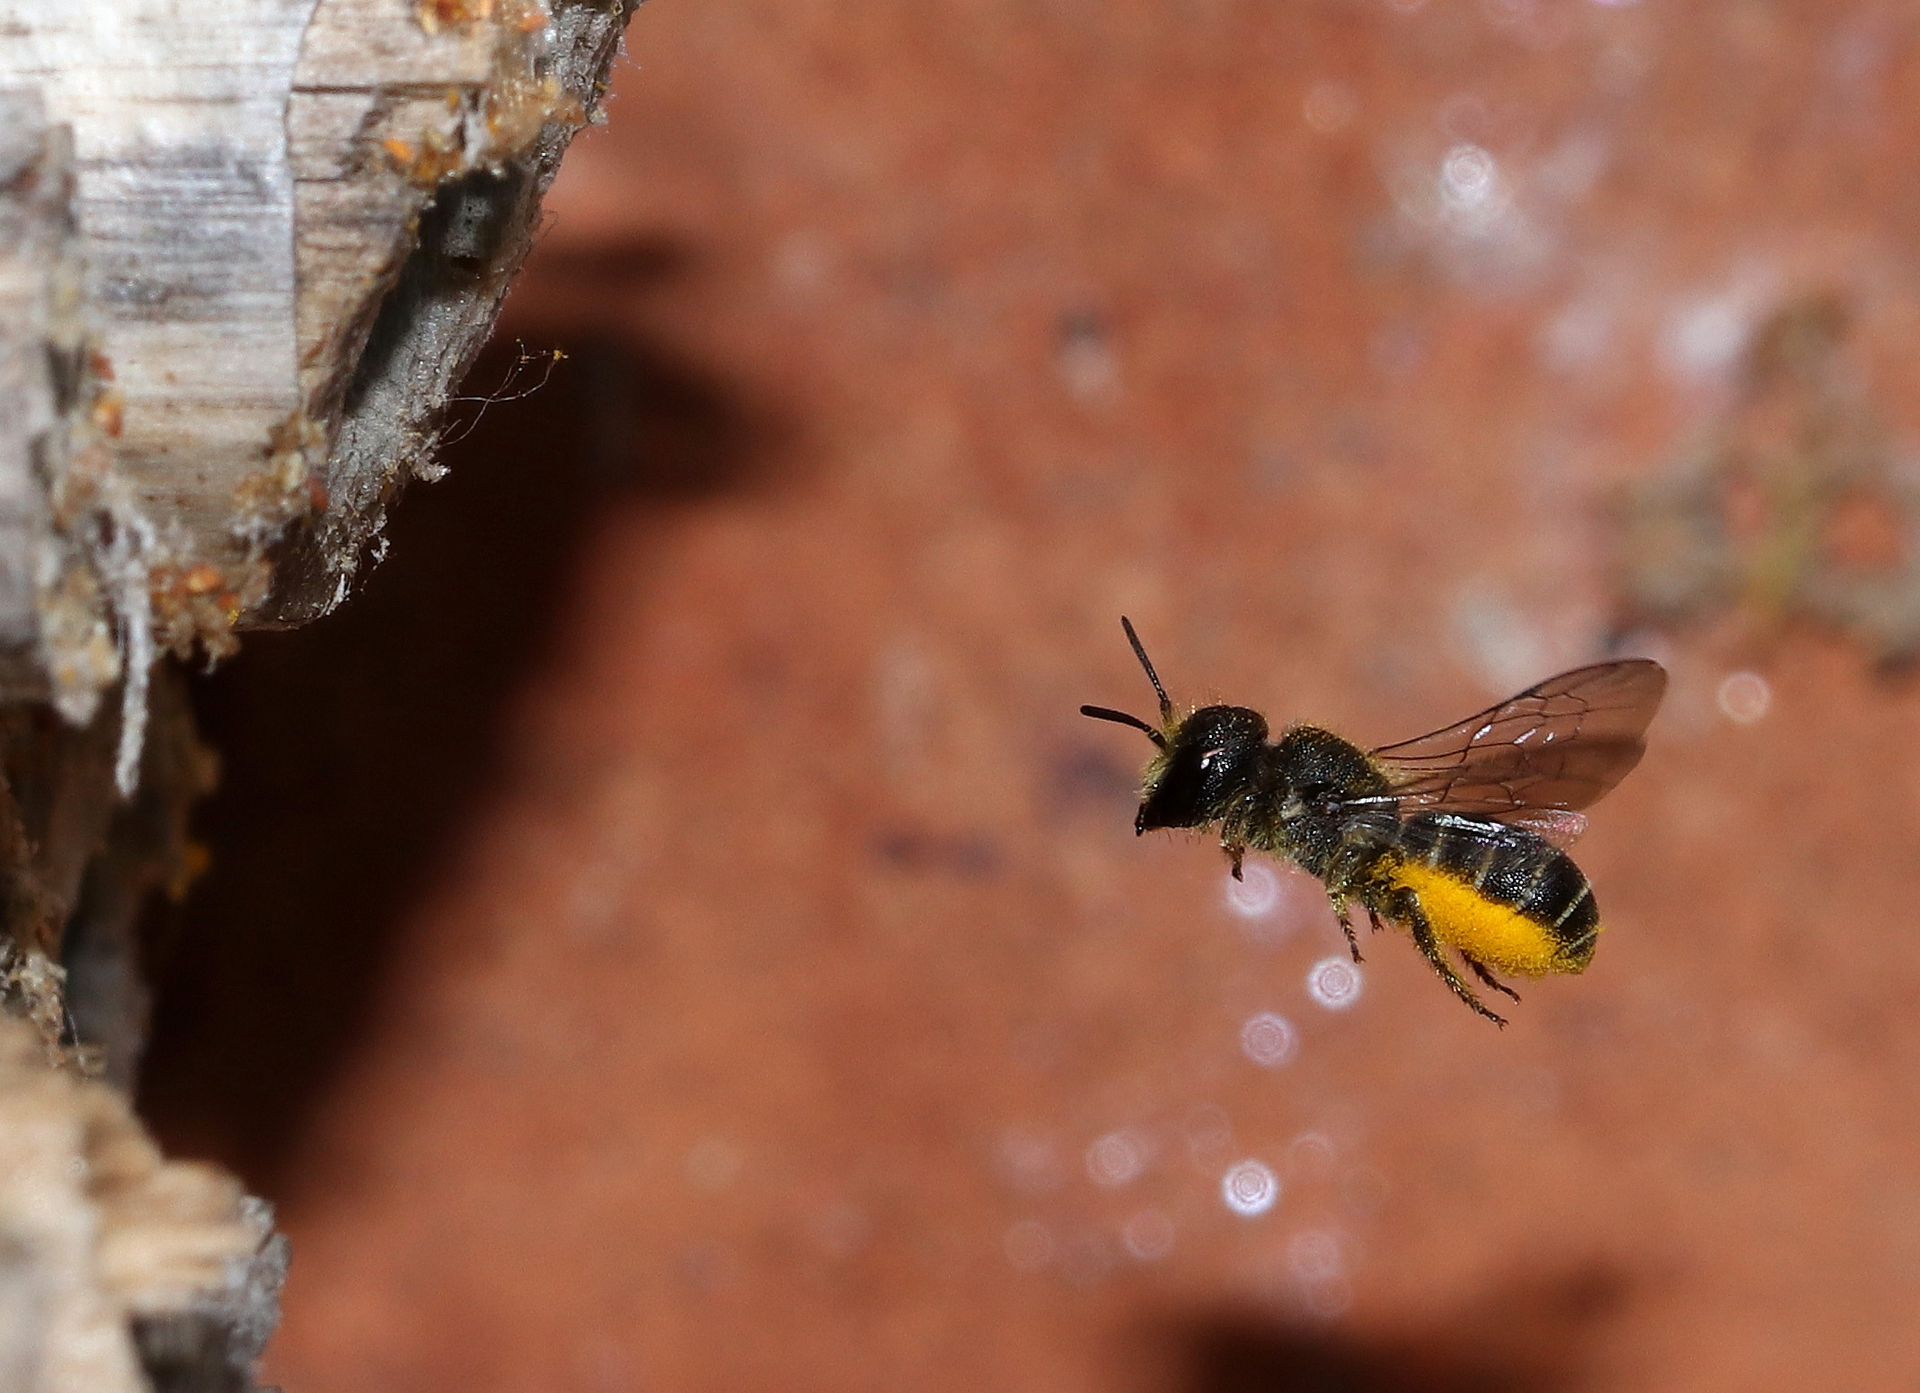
<box><xmin>1366</xmin><ymin>907</ymin><xmax>1385</xmax><ymax>936</ymax></box>
<box><xmin>1224</xmin><ymin>842</ymin><xmax>1246</xmax><ymax>881</ymax></box>
<box><xmin>1324</xmin><ymin>841</ymin><xmax>1391</xmax><ymax>963</ymax></box>
<box><xmin>1396</xmin><ymin>894</ymin><xmax>1507</xmax><ymax>1028</ymax></box>
<box><xmin>1461</xmin><ymin>953</ymin><xmax>1522</xmax><ymax>1003</ymax></box>
<box><xmin>1331</xmin><ymin>899</ymin><xmax>1363</xmax><ymax>963</ymax></box>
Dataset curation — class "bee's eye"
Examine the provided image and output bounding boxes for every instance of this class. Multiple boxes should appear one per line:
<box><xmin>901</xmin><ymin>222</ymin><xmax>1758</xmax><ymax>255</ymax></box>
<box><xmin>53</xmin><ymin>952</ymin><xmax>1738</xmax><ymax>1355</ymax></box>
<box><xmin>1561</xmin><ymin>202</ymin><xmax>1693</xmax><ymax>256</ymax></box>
<box><xmin>1199</xmin><ymin>749</ymin><xmax>1223</xmax><ymax>769</ymax></box>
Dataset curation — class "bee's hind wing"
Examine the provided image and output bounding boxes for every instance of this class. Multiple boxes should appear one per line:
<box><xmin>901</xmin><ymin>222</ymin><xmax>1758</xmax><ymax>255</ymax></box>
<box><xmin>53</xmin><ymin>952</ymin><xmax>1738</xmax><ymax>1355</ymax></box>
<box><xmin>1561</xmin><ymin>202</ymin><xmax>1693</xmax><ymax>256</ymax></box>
<box><xmin>1503</xmin><ymin>807</ymin><xmax>1589</xmax><ymax>849</ymax></box>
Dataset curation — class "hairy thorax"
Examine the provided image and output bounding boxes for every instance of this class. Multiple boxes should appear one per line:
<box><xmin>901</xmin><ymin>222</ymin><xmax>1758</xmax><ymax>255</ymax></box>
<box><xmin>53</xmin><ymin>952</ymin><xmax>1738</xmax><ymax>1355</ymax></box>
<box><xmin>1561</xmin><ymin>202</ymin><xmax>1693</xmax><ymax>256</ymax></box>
<box><xmin>1229</xmin><ymin>724</ymin><xmax>1395</xmax><ymax>879</ymax></box>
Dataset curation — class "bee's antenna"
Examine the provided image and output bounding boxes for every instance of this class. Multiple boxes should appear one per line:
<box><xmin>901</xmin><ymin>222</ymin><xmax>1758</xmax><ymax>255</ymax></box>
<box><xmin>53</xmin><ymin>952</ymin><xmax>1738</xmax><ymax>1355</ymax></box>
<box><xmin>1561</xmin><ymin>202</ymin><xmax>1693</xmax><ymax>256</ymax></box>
<box><xmin>1080</xmin><ymin>704</ymin><xmax>1166</xmax><ymax>749</ymax></box>
<box><xmin>1119</xmin><ymin>616</ymin><xmax>1172</xmax><ymax>723</ymax></box>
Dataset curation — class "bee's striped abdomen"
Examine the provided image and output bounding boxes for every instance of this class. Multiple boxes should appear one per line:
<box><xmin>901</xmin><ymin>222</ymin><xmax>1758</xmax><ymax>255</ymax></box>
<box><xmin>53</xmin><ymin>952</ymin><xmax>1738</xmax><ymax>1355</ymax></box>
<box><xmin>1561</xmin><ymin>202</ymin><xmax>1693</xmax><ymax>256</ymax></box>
<box><xmin>1387</xmin><ymin>812</ymin><xmax>1599</xmax><ymax>978</ymax></box>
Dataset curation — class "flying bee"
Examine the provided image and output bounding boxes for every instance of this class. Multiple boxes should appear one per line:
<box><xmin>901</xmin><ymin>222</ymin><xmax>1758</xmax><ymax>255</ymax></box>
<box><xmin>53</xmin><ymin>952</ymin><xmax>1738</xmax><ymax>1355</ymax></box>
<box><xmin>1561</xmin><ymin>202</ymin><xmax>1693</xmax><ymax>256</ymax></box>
<box><xmin>1081</xmin><ymin>618</ymin><xmax>1666</xmax><ymax>1026</ymax></box>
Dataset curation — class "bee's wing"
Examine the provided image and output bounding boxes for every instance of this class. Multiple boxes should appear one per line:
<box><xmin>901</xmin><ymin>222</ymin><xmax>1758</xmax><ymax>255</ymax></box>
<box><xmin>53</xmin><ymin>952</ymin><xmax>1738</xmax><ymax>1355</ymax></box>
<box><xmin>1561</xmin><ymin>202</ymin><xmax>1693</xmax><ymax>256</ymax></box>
<box><xmin>1504</xmin><ymin>808</ymin><xmax>1589</xmax><ymax>849</ymax></box>
<box><xmin>1367</xmin><ymin>659</ymin><xmax>1668</xmax><ymax>817</ymax></box>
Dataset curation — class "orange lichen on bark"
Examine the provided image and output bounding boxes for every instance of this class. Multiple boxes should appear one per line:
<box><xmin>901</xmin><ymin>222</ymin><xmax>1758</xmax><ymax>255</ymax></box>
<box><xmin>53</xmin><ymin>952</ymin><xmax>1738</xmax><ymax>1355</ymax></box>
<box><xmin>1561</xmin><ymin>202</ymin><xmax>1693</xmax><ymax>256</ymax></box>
<box><xmin>381</xmin><ymin>128</ymin><xmax>469</xmax><ymax>186</ymax></box>
<box><xmin>416</xmin><ymin>0</ymin><xmax>494</xmax><ymax>35</ymax></box>
<box><xmin>90</xmin><ymin>389</ymin><xmax>123</xmax><ymax>438</ymax></box>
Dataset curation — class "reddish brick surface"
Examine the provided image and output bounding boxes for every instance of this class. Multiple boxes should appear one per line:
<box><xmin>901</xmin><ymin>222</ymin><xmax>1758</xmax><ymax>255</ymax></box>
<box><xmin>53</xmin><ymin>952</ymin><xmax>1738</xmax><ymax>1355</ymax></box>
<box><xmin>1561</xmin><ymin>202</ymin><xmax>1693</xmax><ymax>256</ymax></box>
<box><xmin>143</xmin><ymin>3</ymin><xmax>1920</xmax><ymax>1389</ymax></box>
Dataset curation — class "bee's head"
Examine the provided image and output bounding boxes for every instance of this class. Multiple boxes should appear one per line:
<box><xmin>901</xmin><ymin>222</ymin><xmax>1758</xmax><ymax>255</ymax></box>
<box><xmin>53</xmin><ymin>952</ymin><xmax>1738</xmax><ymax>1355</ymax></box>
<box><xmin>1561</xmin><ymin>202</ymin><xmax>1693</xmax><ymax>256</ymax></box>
<box><xmin>1134</xmin><ymin>703</ymin><xmax>1267</xmax><ymax>832</ymax></box>
<box><xmin>1080</xmin><ymin>618</ymin><xmax>1268</xmax><ymax>833</ymax></box>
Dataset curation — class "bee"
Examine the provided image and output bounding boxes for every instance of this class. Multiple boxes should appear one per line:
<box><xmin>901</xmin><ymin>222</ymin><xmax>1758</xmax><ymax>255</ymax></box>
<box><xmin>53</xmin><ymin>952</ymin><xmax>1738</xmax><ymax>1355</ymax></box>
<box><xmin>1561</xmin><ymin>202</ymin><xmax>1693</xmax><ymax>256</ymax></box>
<box><xmin>1081</xmin><ymin>618</ymin><xmax>1666</xmax><ymax>1026</ymax></box>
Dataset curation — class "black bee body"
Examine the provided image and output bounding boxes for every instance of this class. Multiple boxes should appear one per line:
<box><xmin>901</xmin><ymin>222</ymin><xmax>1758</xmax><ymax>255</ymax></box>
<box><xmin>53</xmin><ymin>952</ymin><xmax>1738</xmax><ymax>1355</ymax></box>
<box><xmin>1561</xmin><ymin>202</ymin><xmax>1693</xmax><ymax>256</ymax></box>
<box><xmin>1084</xmin><ymin>619</ymin><xmax>1663</xmax><ymax>1026</ymax></box>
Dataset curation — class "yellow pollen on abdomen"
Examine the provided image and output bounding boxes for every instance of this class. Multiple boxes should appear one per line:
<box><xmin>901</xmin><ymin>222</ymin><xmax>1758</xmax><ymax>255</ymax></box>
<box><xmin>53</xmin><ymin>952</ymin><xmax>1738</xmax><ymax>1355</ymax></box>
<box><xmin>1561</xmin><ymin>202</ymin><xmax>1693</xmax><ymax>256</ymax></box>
<box><xmin>1390</xmin><ymin>860</ymin><xmax>1590</xmax><ymax>979</ymax></box>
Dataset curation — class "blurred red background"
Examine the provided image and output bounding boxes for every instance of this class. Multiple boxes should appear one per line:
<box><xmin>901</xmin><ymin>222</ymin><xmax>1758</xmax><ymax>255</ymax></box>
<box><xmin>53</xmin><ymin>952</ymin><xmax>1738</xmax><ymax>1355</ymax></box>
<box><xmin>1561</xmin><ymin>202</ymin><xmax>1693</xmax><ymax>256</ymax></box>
<box><xmin>141</xmin><ymin>2</ymin><xmax>1920</xmax><ymax>1389</ymax></box>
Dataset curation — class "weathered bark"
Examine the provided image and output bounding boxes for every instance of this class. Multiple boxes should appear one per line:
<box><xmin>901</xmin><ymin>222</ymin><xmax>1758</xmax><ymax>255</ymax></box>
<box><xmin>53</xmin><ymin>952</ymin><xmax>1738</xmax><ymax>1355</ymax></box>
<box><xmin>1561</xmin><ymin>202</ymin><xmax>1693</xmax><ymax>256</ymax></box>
<box><xmin>273</xmin><ymin>0</ymin><xmax>637</xmax><ymax>626</ymax></box>
<box><xmin>0</xmin><ymin>1</ymin><xmax>640</xmax><ymax>1387</ymax></box>
<box><xmin>0</xmin><ymin>1015</ymin><xmax>281</xmax><ymax>1393</ymax></box>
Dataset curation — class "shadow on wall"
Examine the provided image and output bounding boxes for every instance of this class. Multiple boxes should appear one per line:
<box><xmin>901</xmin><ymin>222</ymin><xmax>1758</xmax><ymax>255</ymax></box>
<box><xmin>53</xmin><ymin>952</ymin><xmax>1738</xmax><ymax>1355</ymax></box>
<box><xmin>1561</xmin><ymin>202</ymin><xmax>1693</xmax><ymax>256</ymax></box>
<box><xmin>1166</xmin><ymin>1265</ymin><xmax>1627</xmax><ymax>1393</ymax></box>
<box><xmin>137</xmin><ymin>237</ymin><xmax>774</xmax><ymax>1195</ymax></box>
